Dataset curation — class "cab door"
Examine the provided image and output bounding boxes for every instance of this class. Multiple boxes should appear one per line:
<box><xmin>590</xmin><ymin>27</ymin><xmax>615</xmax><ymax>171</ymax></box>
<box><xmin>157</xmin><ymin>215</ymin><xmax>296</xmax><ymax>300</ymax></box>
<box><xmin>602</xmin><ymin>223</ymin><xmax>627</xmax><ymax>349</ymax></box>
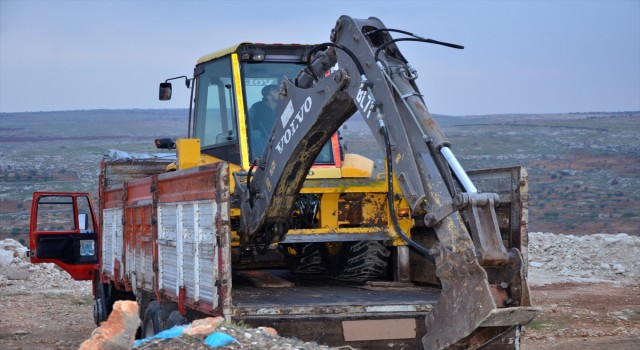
<box><xmin>29</xmin><ymin>192</ymin><xmax>98</xmax><ymax>280</ymax></box>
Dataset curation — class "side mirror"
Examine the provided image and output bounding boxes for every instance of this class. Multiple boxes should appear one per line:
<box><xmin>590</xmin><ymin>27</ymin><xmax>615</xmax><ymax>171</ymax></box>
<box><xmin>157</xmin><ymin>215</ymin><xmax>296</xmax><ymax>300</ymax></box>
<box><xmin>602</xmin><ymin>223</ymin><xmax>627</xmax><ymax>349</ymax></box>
<box><xmin>155</xmin><ymin>138</ymin><xmax>176</xmax><ymax>149</ymax></box>
<box><xmin>159</xmin><ymin>82</ymin><xmax>172</xmax><ymax>101</ymax></box>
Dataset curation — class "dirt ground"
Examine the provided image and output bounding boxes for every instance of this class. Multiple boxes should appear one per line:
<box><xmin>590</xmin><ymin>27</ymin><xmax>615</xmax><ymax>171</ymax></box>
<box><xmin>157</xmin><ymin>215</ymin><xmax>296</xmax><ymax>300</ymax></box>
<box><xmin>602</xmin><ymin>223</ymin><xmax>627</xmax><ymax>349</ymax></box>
<box><xmin>0</xmin><ymin>287</ymin><xmax>94</xmax><ymax>350</ymax></box>
<box><xmin>0</xmin><ymin>283</ymin><xmax>638</xmax><ymax>350</ymax></box>
<box><xmin>521</xmin><ymin>283</ymin><xmax>640</xmax><ymax>350</ymax></box>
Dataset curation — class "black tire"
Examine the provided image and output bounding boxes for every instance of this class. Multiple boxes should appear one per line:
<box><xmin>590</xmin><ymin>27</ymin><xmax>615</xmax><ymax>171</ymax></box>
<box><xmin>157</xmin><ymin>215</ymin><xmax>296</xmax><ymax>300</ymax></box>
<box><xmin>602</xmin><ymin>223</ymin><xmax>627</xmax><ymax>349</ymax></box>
<box><xmin>93</xmin><ymin>282</ymin><xmax>113</xmax><ymax>326</ymax></box>
<box><xmin>92</xmin><ymin>298</ymin><xmax>104</xmax><ymax>326</ymax></box>
<box><xmin>284</xmin><ymin>243</ymin><xmax>325</xmax><ymax>274</ymax></box>
<box><xmin>141</xmin><ymin>301</ymin><xmax>176</xmax><ymax>338</ymax></box>
<box><xmin>322</xmin><ymin>241</ymin><xmax>390</xmax><ymax>282</ymax></box>
<box><xmin>166</xmin><ymin>311</ymin><xmax>189</xmax><ymax>329</ymax></box>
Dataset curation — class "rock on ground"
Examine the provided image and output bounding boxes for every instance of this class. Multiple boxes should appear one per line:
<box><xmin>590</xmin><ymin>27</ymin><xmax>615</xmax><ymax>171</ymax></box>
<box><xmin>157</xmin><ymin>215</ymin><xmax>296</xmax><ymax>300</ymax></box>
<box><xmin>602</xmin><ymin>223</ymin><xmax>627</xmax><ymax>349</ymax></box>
<box><xmin>79</xmin><ymin>300</ymin><xmax>140</xmax><ymax>350</ymax></box>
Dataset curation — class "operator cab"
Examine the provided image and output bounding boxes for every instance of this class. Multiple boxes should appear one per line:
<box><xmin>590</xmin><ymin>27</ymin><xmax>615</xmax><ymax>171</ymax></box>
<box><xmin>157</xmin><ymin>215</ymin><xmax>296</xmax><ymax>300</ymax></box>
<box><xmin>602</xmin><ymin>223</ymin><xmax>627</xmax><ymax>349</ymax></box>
<box><xmin>186</xmin><ymin>43</ymin><xmax>339</xmax><ymax>171</ymax></box>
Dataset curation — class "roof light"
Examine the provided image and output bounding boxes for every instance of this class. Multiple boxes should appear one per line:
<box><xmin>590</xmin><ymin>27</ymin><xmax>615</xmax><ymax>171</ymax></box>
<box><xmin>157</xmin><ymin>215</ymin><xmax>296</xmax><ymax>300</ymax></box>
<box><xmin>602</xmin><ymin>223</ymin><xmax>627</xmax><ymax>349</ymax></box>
<box><xmin>251</xmin><ymin>49</ymin><xmax>265</xmax><ymax>61</ymax></box>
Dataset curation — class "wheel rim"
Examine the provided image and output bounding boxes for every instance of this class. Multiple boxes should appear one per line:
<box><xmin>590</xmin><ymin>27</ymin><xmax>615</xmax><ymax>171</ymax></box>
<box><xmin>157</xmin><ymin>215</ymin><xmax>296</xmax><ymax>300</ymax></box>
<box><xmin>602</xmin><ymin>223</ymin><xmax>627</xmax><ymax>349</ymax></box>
<box><xmin>93</xmin><ymin>298</ymin><xmax>103</xmax><ymax>325</ymax></box>
<box><xmin>143</xmin><ymin>319</ymin><xmax>155</xmax><ymax>338</ymax></box>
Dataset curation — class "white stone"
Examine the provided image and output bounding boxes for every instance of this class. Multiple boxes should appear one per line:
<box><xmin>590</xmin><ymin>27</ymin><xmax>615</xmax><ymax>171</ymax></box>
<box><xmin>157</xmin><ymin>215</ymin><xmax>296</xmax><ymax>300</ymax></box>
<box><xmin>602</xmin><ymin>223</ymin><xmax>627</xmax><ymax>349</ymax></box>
<box><xmin>0</xmin><ymin>249</ymin><xmax>14</xmax><ymax>268</ymax></box>
<box><xmin>604</xmin><ymin>236</ymin><xmax>621</xmax><ymax>244</ymax></box>
<box><xmin>612</xmin><ymin>264</ymin><xmax>626</xmax><ymax>274</ymax></box>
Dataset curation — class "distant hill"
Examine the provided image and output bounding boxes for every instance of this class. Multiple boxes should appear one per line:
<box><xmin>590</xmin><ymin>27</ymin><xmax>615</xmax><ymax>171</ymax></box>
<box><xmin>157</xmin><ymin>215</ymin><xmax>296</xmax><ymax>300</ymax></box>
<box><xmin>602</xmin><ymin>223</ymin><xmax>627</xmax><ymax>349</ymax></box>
<box><xmin>1</xmin><ymin>109</ymin><xmax>638</xmax><ymax>244</ymax></box>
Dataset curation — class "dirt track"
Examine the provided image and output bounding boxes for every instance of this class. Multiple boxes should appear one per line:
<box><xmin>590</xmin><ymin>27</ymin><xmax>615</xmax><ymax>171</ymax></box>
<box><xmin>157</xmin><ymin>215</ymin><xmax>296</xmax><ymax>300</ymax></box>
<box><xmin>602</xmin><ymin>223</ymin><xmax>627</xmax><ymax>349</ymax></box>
<box><xmin>0</xmin><ymin>282</ymin><xmax>638</xmax><ymax>349</ymax></box>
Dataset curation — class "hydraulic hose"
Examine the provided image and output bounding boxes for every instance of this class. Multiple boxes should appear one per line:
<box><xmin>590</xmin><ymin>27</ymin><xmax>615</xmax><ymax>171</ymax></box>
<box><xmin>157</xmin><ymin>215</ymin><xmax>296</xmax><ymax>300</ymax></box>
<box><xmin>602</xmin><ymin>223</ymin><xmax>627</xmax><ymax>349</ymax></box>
<box><xmin>374</xmin><ymin>37</ymin><xmax>464</xmax><ymax>62</ymax></box>
<box><xmin>297</xmin><ymin>42</ymin><xmax>367</xmax><ymax>87</ymax></box>
<box><xmin>306</xmin><ymin>42</ymin><xmax>366</xmax><ymax>77</ymax></box>
<box><xmin>247</xmin><ymin>160</ymin><xmax>256</xmax><ymax>208</ymax></box>
<box><xmin>380</xmin><ymin>120</ymin><xmax>436</xmax><ymax>263</ymax></box>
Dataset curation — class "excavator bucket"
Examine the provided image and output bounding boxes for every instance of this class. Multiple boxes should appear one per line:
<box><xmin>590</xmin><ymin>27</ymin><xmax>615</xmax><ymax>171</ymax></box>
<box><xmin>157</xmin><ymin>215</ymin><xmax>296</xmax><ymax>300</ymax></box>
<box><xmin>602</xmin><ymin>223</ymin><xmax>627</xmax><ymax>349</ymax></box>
<box><xmin>421</xmin><ymin>167</ymin><xmax>540</xmax><ymax>349</ymax></box>
<box><xmin>424</xmin><ymin>246</ymin><xmax>538</xmax><ymax>349</ymax></box>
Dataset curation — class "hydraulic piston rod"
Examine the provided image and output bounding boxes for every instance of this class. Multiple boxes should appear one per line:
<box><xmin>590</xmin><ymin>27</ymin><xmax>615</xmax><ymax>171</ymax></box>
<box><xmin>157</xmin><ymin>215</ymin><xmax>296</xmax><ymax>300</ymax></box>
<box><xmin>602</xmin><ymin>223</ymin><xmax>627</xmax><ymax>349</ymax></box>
<box><xmin>441</xmin><ymin>146</ymin><xmax>478</xmax><ymax>193</ymax></box>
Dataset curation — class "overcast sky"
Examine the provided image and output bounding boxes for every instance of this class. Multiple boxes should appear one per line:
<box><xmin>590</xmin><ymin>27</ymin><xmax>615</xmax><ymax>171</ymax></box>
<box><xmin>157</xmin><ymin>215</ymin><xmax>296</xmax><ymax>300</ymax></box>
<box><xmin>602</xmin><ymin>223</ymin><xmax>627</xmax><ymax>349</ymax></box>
<box><xmin>1</xmin><ymin>0</ymin><xmax>638</xmax><ymax>115</ymax></box>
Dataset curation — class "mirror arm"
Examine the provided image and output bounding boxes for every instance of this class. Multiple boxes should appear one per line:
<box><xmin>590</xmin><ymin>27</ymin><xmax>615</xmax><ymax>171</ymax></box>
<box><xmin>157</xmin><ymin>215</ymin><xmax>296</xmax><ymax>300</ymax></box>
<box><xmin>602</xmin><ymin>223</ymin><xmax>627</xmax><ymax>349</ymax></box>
<box><xmin>164</xmin><ymin>75</ymin><xmax>192</xmax><ymax>88</ymax></box>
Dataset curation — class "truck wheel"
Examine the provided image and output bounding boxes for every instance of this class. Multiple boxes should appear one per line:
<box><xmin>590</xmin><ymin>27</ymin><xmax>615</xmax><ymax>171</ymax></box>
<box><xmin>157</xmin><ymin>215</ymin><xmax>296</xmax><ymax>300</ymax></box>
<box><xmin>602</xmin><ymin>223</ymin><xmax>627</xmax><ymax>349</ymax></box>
<box><xmin>284</xmin><ymin>243</ymin><xmax>325</xmax><ymax>274</ymax></box>
<box><xmin>141</xmin><ymin>301</ymin><xmax>175</xmax><ymax>338</ymax></box>
<box><xmin>93</xmin><ymin>299</ymin><xmax>104</xmax><ymax>326</ymax></box>
<box><xmin>93</xmin><ymin>283</ymin><xmax>113</xmax><ymax>326</ymax></box>
<box><xmin>322</xmin><ymin>241</ymin><xmax>390</xmax><ymax>282</ymax></box>
<box><xmin>166</xmin><ymin>311</ymin><xmax>189</xmax><ymax>329</ymax></box>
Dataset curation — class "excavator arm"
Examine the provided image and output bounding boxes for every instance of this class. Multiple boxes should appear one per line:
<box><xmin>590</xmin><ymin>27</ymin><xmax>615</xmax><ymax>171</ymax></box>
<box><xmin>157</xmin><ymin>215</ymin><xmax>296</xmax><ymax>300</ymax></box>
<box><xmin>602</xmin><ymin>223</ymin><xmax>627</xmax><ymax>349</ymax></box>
<box><xmin>235</xmin><ymin>58</ymin><xmax>357</xmax><ymax>245</ymax></box>
<box><xmin>235</xmin><ymin>15</ymin><xmax>538</xmax><ymax>349</ymax></box>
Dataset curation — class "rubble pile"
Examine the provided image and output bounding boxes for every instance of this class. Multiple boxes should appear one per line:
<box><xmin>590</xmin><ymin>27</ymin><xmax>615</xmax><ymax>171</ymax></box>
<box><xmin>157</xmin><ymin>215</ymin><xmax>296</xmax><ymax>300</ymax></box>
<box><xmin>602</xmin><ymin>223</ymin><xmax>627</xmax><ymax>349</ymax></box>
<box><xmin>0</xmin><ymin>238</ymin><xmax>92</xmax><ymax>295</ymax></box>
<box><xmin>528</xmin><ymin>232</ymin><xmax>640</xmax><ymax>286</ymax></box>
<box><xmin>133</xmin><ymin>317</ymin><xmax>333</xmax><ymax>349</ymax></box>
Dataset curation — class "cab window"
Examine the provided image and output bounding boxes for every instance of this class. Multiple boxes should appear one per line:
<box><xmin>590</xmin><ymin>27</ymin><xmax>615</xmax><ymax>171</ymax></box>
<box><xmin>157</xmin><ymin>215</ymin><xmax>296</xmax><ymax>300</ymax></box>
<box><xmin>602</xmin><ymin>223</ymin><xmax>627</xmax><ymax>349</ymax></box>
<box><xmin>194</xmin><ymin>56</ymin><xmax>240</xmax><ymax>163</ymax></box>
<box><xmin>241</xmin><ymin>62</ymin><xmax>303</xmax><ymax>160</ymax></box>
<box><xmin>36</xmin><ymin>195</ymin><xmax>76</xmax><ymax>232</ymax></box>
